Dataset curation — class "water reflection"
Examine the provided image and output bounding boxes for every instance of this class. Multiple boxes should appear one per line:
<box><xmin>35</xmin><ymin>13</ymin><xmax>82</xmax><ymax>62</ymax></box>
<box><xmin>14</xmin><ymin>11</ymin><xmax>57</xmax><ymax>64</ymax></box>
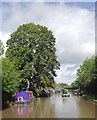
<box><xmin>16</xmin><ymin>106</ymin><xmax>29</xmax><ymax>116</ymax></box>
<box><xmin>31</xmin><ymin>97</ymin><xmax>55</xmax><ymax>118</ymax></box>
<box><xmin>74</xmin><ymin>95</ymin><xmax>95</xmax><ymax>118</ymax></box>
<box><xmin>62</xmin><ymin>97</ymin><xmax>69</xmax><ymax>103</ymax></box>
<box><xmin>14</xmin><ymin>104</ymin><xmax>30</xmax><ymax>117</ymax></box>
<box><xmin>95</xmin><ymin>105</ymin><xmax>97</xmax><ymax>120</ymax></box>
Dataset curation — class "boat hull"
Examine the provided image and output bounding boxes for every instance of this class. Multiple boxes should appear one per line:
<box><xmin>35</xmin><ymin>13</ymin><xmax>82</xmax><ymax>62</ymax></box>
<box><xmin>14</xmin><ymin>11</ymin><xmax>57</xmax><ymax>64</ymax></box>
<box><xmin>39</xmin><ymin>93</ymin><xmax>51</xmax><ymax>97</ymax></box>
<box><xmin>39</xmin><ymin>90</ymin><xmax>51</xmax><ymax>97</ymax></box>
<box><xmin>75</xmin><ymin>92</ymin><xmax>82</xmax><ymax>96</ymax></box>
<box><xmin>15</xmin><ymin>97</ymin><xmax>33</xmax><ymax>104</ymax></box>
<box><xmin>62</xmin><ymin>94</ymin><xmax>70</xmax><ymax>97</ymax></box>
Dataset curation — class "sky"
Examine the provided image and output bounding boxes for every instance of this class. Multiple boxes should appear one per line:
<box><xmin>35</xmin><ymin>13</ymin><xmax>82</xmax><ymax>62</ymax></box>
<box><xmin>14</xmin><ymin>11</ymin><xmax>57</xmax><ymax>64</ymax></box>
<box><xmin>0</xmin><ymin>1</ymin><xmax>95</xmax><ymax>85</ymax></box>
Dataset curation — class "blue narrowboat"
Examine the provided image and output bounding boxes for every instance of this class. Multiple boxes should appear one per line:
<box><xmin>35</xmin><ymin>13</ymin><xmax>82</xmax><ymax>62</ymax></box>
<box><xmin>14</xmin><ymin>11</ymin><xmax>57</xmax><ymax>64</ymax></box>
<box><xmin>15</xmin><ymin>91</ymin><xmax>33</xmax><ymax>104</ymax></box>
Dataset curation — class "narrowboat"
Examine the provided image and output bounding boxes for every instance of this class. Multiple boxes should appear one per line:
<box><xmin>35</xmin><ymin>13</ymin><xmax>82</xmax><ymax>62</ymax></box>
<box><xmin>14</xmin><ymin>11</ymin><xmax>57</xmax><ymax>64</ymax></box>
<box><xmin>39</xmin><ymin>90</ymin><xmax>51</xmax><ymax>97</ymax></box>
<box><xmin>62</xmin><ymin>89</ymin><xmax>70</xmax><ymax>97</ymax></box>
<box><xmin>15</xmin><ymin>91</ymin><xmax>33</xmax><ymax>104</ymax></box>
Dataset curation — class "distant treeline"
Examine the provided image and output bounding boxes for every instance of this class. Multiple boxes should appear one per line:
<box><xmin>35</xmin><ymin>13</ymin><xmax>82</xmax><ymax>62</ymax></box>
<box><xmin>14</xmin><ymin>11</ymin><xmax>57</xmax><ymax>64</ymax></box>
<box><xmin>71</xmin><ymin>56</ymin><xmax>97</xmax><ymax>94</ymax></box>
<box><xmin>57</xmin><ymin>83</ymin><xmax>68</xmax><ymax>88</ymax></box>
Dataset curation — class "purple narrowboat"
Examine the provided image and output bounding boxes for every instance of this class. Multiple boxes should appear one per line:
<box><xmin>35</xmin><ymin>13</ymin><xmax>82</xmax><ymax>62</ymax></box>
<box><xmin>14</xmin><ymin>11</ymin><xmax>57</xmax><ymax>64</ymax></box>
<box><xmin>15</xmin><ymin>91</ymin><xmax>33</xmax><ymax>104</ymax></box>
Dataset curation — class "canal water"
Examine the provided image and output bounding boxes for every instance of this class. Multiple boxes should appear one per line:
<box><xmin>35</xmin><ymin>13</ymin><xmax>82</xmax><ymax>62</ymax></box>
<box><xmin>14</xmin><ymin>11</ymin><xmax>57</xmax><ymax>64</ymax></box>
<box><xmin>2</xmin><ymin>92</ymin><xmax>97</xmax><ymax>118</ymax></box>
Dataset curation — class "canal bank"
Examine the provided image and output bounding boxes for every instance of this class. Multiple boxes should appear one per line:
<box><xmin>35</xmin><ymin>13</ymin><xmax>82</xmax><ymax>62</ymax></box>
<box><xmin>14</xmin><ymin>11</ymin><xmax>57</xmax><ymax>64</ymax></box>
<box><xmin>82</xmin><ymin>92</ymin><xmax>97</xmax><ymax>104</ymax></box>
<box><xmin>71</xmin><ymin>89</ymin><xmax>97</xmax><ymax>104</ymax></box>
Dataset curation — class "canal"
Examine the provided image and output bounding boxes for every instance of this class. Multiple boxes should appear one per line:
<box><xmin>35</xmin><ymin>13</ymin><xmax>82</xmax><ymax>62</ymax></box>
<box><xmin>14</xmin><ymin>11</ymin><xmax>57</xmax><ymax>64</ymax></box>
<box><xmin>2</xmin><ymin>92</ymin><xmax>97</xmax><ymax>118</ymax></box>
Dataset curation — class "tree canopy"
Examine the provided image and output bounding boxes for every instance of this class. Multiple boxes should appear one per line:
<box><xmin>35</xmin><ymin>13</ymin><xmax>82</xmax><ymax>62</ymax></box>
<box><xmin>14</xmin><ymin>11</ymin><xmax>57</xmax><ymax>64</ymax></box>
<box><xmin>6</xmin><ymin>23</ymin><xmax>60</xmax><ymax>95</ymax></box>
<box><xmin>71</xmin><ymin>56</ymin><xmax>97</xmax><ymax>94</ymax></box>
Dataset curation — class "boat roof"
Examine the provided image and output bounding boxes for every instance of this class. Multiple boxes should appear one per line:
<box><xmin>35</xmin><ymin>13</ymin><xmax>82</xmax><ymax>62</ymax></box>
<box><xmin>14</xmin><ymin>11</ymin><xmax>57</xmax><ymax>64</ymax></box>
<box><xmin>16</xmin><ymin>91</ymin><xmax>33</xmax><ymax>94</ymax></box>
<box><xmin>25</xmin><ymin>91</ymin><xmax>33</xmax><ymax>93</ymax></box>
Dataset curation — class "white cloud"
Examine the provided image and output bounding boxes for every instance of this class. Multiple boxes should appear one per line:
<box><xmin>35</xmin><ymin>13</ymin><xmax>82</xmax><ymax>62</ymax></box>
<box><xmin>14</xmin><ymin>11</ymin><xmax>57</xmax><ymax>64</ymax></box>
<box><xmin>0</xmin><ymin>32</ymin><xmax>10</xmax><ymax>56</ymax></box>
<box><xmin>54</xmin><ymin>7</ymin><xmax>95</xmax><ymax>64</ymax></box>
<box><xmin>55</xmin><ymin>64</ymin><xmax>79</xmax><ymax>85</ymax></box>
<box><xmin>1</xmin><ymin>33</ymin><xmax>10</xmax><ymax>46</ymax></box>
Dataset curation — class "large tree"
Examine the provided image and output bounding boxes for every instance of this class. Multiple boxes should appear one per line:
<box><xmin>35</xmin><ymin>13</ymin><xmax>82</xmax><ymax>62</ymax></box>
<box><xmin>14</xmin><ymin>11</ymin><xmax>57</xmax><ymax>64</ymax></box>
<box><xmin>6</xmin><ymin>23</ymin><xmax>60</xmax><ymax>94</ymax></box>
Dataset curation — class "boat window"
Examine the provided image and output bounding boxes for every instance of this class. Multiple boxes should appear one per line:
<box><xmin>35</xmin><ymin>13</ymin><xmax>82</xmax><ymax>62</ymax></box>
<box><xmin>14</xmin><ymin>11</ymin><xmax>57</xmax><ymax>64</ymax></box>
<box><xmin>29</xmin><ymin>93</ymin><xmax>32</xmax><ymax>98</ymax></box>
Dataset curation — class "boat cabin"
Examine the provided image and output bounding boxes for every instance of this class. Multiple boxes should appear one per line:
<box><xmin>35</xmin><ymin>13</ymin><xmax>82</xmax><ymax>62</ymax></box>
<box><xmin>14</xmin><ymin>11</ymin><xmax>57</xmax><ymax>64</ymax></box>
<box><xmin>15</xmin><ymin>91</ymin><xmax>33</xmax><ymax>103</ymax></box>
<box><xmin>39</xmin><ymin>90</ymin><xmax>51</xmax><ymax>97</ymax></box>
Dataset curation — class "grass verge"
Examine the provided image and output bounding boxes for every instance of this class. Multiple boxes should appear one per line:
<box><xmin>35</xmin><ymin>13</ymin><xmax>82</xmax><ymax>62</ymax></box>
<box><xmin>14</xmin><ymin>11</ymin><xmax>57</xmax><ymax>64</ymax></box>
<box><xmin>83</xmin><ymin>92</ymin><xmax>97</xmax><ymax>103</ymax></box>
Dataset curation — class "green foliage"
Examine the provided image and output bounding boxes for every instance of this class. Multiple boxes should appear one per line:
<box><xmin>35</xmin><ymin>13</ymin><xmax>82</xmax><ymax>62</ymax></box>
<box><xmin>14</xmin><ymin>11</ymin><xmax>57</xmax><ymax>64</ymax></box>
<box><xmin>72</xmin><ymin>56</ymin><xmax>97</xmax><ymax>94</ymax></box>
<box><xmin>0</xmin><ymin>40</ymin><xmax>4</xmax><ymax>56</ymax></box>
<box><xmin>57</xmin><ymin>83</ymin><xmax>68</xmax><ymax>88</ymax></box>
<box><xmin>2</xmin><ymin>58</ymin><xmax>21</xmax><ymax>94</ymax></box>
<box><xmin>6</xmin><ymin>23</ymin><xmax>60</xmax><ymax>95</ymax></box>
<box><xmin>71</xmin><ymin>80</ymin><xmax>79</xmax><ymax>88</ymax></box>
<box><xmin>2</xmin><ymin>58</ymin><xmax>22</xmax><ymax>107</ymax></box>
<box><xmin>0</xmin><ymin>58</ymin><xmax>2</xmax><ymax>76</ymax></box>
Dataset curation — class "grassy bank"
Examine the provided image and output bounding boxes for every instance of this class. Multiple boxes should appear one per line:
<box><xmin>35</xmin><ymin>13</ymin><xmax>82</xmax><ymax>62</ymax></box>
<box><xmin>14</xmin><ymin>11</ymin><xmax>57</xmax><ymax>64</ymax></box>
<box><xmin>83</xmin><ymin>92</ymin><xmax>97</xmax><ymax>103</ymax></box>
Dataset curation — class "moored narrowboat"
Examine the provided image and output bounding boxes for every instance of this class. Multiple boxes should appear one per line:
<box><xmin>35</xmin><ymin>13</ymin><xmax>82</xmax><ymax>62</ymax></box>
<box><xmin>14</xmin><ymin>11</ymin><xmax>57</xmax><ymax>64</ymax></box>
<box><xmin>39</xmin><ymin>90</ymin><xmax>51</xmax><ymax>97</ymax></box>
<box><xmin>75</xmin><ymin>92</ymin><xmax>83</xmax><ymax>96</ymax></box>
<box><xmin>74</xmin><ymin>89</ymin><xmax>83</xmax><ymax>96</ymax></box>
<box><xmin>15</xmin><ymin>91</ymin><xmax>33</xmax><ymax>104</ymax></box>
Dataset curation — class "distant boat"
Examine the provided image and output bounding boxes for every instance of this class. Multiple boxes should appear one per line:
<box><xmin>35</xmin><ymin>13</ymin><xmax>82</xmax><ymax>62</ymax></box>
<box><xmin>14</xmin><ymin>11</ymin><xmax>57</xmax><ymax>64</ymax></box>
<box><xmin>15</xmin><ymin>91</ymin><xmax>33</xmax><ymax>104</ymax></box>
<box><xmin>58</xmin><ymin>88</ymin><xmax>61</xmax><ymax>93</ymax></box>
<box><xmin>62</xmin><ymin>89</ymin><xmax>70</xmax><ymax>97</ymax></box>
<box><xmin>74</xmin><ymin>89</ymin><xmax>83</xmax><ymax>96</ymax></box>
<box><xmin>39</xmin><ymin>90</ymin><xmax>51</xmax><ymax>97</ymax></box>
<box><xmin>75</xmin><ymin>92</ymin><xmax>83</xmax><ymax>96</ymax></box>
